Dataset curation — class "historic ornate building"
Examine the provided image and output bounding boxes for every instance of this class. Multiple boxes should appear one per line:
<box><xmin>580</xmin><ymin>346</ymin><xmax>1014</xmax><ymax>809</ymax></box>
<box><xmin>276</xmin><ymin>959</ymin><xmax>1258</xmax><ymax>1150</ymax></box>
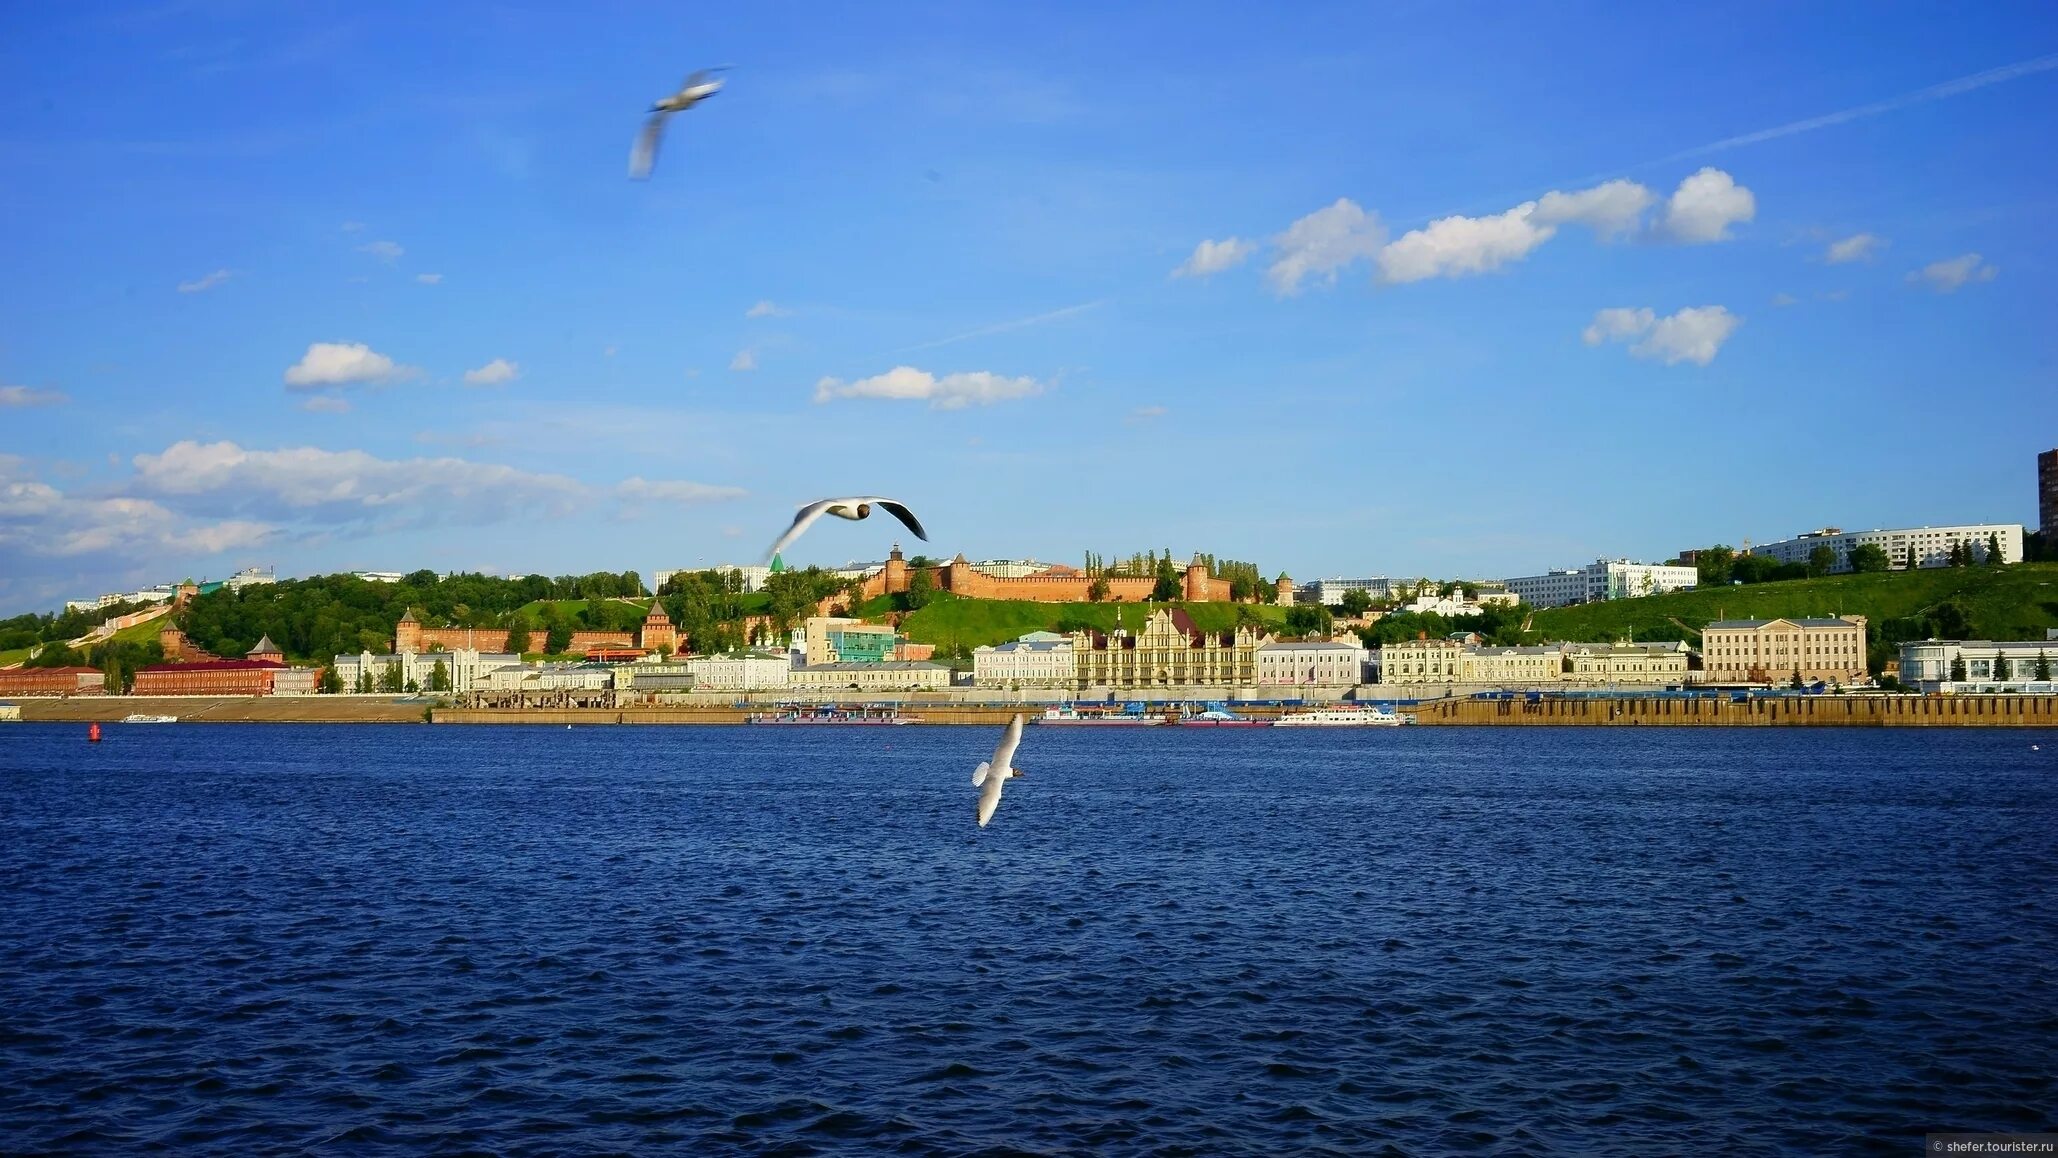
<box><xmin>1071</xmin><ymin>608</ymin><xmax>1265</xmax><ymax>689</ymax></box>
<box><xmin>856</xmin><ymin>546</ymin><xmax>1292</xmax><ymax>605</ymax></box>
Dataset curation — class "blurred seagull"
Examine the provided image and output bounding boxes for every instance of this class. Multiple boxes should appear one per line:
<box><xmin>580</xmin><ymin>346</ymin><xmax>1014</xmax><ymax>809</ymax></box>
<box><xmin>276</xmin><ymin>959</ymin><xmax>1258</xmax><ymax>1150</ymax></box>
<box><xmin>765</xmin><ymin>496</ymin><xmax>926</xmax><ymax>563</ymax></box>
<box><xmin>972</xmin><ymin>714</ymin><xmax>1026</xmax><ymax>828</ymax></box>
<box><xmin>630</xmin><ymin>67</ymin><xmax>727</xmax><ymax>180</ymax></box>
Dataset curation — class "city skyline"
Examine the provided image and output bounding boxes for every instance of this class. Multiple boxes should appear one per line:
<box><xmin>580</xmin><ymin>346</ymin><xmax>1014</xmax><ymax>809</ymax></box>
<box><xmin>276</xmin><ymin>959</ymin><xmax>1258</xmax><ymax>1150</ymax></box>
<box><xmin>4</xmin><ymin>3</ymin><xmax>2056</xmax><ymax>615</ymax></box>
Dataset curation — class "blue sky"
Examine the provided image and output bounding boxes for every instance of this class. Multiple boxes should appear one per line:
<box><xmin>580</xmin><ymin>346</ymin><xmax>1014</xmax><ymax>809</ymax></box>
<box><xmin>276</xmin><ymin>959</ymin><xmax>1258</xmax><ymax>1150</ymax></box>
<box><xmin>2</xmin><ymin>1</ymin><xmax>2054</xmax><ymax>613</ymax></box>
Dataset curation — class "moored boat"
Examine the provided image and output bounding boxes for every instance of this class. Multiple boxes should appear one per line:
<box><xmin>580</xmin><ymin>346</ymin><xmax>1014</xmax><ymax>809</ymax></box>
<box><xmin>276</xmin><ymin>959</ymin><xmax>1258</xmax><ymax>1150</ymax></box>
<box><xmin>744</xmin><ymin>706</ymin><xmax>919</xmax><ymax>725</ymax></box>
<box><xmin>1176</xmin><ymin>709</ymin><xmax>1268</xmax><ymax>728</ymax></box>
<box><xmin>1273</xmin><ymin>707</ymin><xmax>1403</xmax><ymax>727</ymax></box>
<box><xmin>1036</xmin><ymin>705</ymin><xmax>1164</xmax><ymax>726</ymax></box>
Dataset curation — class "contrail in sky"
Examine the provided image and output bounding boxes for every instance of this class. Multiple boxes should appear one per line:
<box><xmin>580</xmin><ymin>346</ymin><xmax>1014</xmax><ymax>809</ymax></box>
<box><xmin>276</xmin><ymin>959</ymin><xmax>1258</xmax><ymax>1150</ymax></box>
<box><xmin>1661</xmin><ymin>51</ymin><xmax>2058</xmax><ymax>162</ymax></box>
<box><xmin>898</xmin><ymin>300</ymin><xmax>1103</xmax><ymax>354</ymax></box>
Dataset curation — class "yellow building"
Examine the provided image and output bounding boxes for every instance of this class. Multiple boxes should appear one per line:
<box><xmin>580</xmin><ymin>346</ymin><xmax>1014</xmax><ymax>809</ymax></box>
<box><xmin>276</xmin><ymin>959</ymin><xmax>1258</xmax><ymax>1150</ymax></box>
<box><xmin>1376</xmin><ymin>638</ymin><xmax>1467</xmax><ymax>683</ymax></box>
<box><xmin>1563</xmin><ymin>641</ymin><xmax>1690</xmax><ymax>685</ymax></box>
<box><xmin>1700</xmin><ymin>617</ymin><xmax>1868</xmax><ymax>685</ymax></box>
<box><xmin>1072</xmin><ymin>608</ymin><xmax>1264</xmax><ymax>689</ymax></box>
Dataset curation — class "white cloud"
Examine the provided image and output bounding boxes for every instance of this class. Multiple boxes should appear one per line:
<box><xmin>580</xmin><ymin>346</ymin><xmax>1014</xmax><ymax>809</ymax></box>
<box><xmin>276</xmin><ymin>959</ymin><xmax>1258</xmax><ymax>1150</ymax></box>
<box><xmin>1581</xmin><ymin>308</ymin><xmax>1656</xmax><ymax>346</ymax></box>
<box><xmin>130</xmin><ymin>440</ymin><xmax>591</xmax><ymax>526</ymax></box>
<box><xmin>1125</xmin><ymin>405</ymin><xmax>1168</xmax><ymax>425</ymax></box>
<box><xmin>1584</xmin><ymin>305</ymin><xmax>1741</xmax><ymax>366</ymax></box>
<box><xmin>1173</xmin><ymin>237</ymin><xmax>1256</xmax><ymax>279</ymax></box>
<box><xmin>615</xmin><ymin>477</ymin><xmax>747</xmax><ymax>505</ymax></box>
<box><xmin>178</xmin><ymin>269</ymin><xmax>233</xmax><ymax>293</ymax></box>
<box><xmin>282</xmin><ymin>342</ymin><xmax>416</xmax><ymax>390</ymax></box>
<box><xmin>1771</xmin><ymin>292</ymin><xmax>1799</xmax><ymax>307</ymax></box>
<box><xmin>1378</xmin><ymin>202</ymin><xmax>1556</xmax><ymax>283</ymax></box>
<box><xmin>300</xmin><ymin>396</ymin><xmax>351</xmax><ymax>414</ymax></box>
<box><xmin>358</xmin><ymin>239</ymin><xmax>404</xmax><ymax>262</ymax></box>
<box><xmin>1267</xmin><ymin>199</ymin><xmax>1386</xmax><ymax>294</ymax></box>
<box><xmin>1532</xmin><ymin>179</ymin><xmax>1655</xmax><ymax>237</ymax></box>
<box><xmin>340</xmin><ymin>221</ymin><xmax>366</xmax><ymax>233</ymax></box>
<box><xmin>0</xmin><ymin>468</ymin><xmax>273</xmax><ymax>561</ymax></box>
<box><xmin>462</xmin><ymin>358</ymin><xmax>519</xmax><ymax>386</ymax></box>
<box><xmin>1661</xmin><ymin>168</ymin><xmax>1755</xmax><ymax>243</ymax></box>
<box><xmin>0</xmin><ymin>385</ymin><xmax>67</xmax><ymax>407</ymax></box>
<box><xmin>730</xmin><ymin>348</ymin><xmax>757</xmax><ymax>372</ymax></box>
<box><xmin>745</xmin><ymin>300</ymin><xmax>789</xmax><ymax>318</ymax></box>
<box><xmin>813</xmin><ymin>365</ymin><xmax>1044</xmax><ymax>409</ymax></box>
<box><xmin>1909</xmin><ymin>252</ymin><xmax>1997</xmax><ymax>293</ymax></box>
<box><xmin>415</xmin><ymin>272</ymin><xmax>443</xmax><ymax>285</ymax></box>
<box><xmin>1824</xmin><ymin>233</ymin><xmax>1884</xmax><ymax>263</ymax></box>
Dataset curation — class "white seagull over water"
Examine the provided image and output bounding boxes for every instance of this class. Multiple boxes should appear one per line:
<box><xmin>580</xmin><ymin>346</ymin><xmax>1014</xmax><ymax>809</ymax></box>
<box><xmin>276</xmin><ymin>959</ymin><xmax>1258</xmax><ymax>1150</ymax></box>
<box><xmin>972</xmin><ymin>714</ymin><xmax>1026</xmax><ymax>828</ymax></box>
<box><xmin>764</xmin><ymin>496</ymin><xmax>927</xmax><ymax>564</ymax></box>
<box><xmin>629</xmin><ymin>67</ymin><xmax>727</xmax><ymax>180</ymax></box>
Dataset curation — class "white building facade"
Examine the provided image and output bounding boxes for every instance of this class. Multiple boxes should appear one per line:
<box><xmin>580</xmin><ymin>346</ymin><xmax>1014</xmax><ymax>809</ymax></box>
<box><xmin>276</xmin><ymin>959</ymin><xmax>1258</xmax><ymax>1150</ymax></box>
<box><xmin>790</xmin><ymin>661</ymin><xmax>951</xmax><ymax>691</ymax></box>
<box><xmin>1502</xmin><ymin>559</ymin><xmax>1697</xmax><ymax>608</ymax></box>
<box><xmin>1749</xmin><ymin>524</ymin><xmax>2023</xmax><ymax>572</ymax></box>
<box><xmin>685</xmin><ymin>652</ymin><xmax>793</xmax><ymax>691</ymax></box>
<box><xmin>1295</xmin><ymin>577</ymin><xmax>1395</xmax><ymax>605</ymax></box>
<box><xmin>972</xmin><ymin>632</ymin><xmax>1075</xmax><ymax>688</ymax></box>
<box><xmin>1254</xmin><ymin>641</ymin><xmax>1369</xmax><ymax>686</ymax></box>
<box><xmin>1899</xmin><ymin>640</ymin><xmax>2058</xmax><ymax>693</ymax></box>
<box><xmin>330</xmin><ymin>647</ymin><xmax>519</xmax><ymax>692</ymax></box>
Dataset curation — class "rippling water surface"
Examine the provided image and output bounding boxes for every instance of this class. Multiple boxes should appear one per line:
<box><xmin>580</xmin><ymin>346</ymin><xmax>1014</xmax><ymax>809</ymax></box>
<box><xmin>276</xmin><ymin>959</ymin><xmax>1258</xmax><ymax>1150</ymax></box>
<box><xmin>2</xmin><ymin>723</ymin><xmax>2054</xmax><ymax>1154</ymax></box>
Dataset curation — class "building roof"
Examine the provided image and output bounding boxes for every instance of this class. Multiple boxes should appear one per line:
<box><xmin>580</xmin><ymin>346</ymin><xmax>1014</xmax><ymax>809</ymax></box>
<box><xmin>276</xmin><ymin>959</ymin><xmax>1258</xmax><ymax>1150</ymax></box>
<box><xmin>138</xmin><ymin>659</ymin><xmax>286</xmax><ymax>673</ymax></box>
<box><xmin>985</xmin><ymin>638</ymin><xmax>1073</xmax><ymax>654</ymax></box>
<box><xmin>0</xmin><ymin>665</ymin><xmax>101</xmax><ymax>675</ymax></box>
<box><xmin>800</xmin><ymin>660</ymin><xmax>947</xmax><ymax>671</ymax></box>
<box><xmin>249</xmin><ymin>634</ymin><xmax>281</xmax><ymax>654</ymax></box>
<box><xmin>1705</xmin><ymin>618</ymin><xmax>1856</xmax><ymax>629</ymax></box>
<box><xmin>1257</xmin><ymin>641</ymin><xmax>1363</xmax><ymax>652</ymax></box>
<box><xmin>397</xmin><ymin>608</ymin><xmax>418</xmax><ymax>623</ymax></box>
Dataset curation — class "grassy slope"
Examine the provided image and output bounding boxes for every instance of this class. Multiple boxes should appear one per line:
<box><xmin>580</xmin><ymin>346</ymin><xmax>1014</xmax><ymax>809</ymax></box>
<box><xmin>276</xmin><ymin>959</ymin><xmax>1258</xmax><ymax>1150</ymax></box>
<box><xmin>871</xmin><ymin>595</ymin><xmax>1294</xmax><ymax>650</ymax></box>
<box><xmin>1530</xmin><ymin>563</ymin><xmax>2058</xmax><ymax>643</ymax></box>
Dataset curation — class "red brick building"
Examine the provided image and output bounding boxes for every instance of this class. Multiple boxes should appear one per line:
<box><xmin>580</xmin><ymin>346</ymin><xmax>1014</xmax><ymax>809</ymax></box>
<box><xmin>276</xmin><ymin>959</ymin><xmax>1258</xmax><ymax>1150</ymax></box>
<box><xmin>0</xmin><ymin>666</ymin><xmax>107</xmax><ymax>696</ymax></box>
<box><xmin>132</xmin><ymin>659</ymin><xmax>289</xmax><ymax>696</ymax></box>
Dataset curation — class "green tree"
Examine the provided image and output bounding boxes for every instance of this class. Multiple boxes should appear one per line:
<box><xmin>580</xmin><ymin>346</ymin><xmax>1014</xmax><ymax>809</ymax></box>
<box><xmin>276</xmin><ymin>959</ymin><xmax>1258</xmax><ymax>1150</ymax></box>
<box><xmin>354</xmin><ymin>667</ymin><xmax>372</xmax><ymax>693</ymax></box>
<box><xmin>1150</xmin><ymin>556</ymin><xmax>1181</xmax><ymax>602</ymax></box>
<box><xmin>379</xmin><ymin>662</ymin><xmax>404</xmax><ymax>692</ymax></box>
<box><xmin>404</xmin><ymin>677</ymin><xmax>420</xmax><ymax>694</ymax></box>
<box><xmin>1284</xmin><ymin>604</ymin><xmax>1333</xmax><ymax>638</ymax></box>
<box><xmin>1986</xmin><ymin>532</ymin><xmax>2006</xmax><ymax>566</ymax></box>
<box><xmin>1693</xmin><ymin>545</ymin><xmax>1736</xmax><ymax>586</ymax></box>
<box><xmin>1904</xmin><ymin>542</ymin><xmax>1919</xmax><ymax>570</ymax></box>
<box><xmin>2035</xmin><ymin>651</ymin><xmax>2051</xmax><ymax>681</ymax></box>
<box><xmin>505</xmin><ymin>619</ymin><xmax>530</xmax><ymax>655</ymax></box>
<box><xmin>1729</xmin><ymin>554</ymin><xmax>1783</xmax><ymax>584</ymax></box>
<box><xmin>429</xmin><ymin>659</ymin><xmax>450</xmax><ymax>692</ymax></box>
<box><xmin>1339</xmin><ymin>589</ymin><xmax>1373</xmax><ymax>617</ymax></box>
<box><xmin>1949</xmin><ymin>654</ymin><xmax>1967</xmax><ymax>682</ymax></box>
<box><xmin>1790</xmin><ymin>668</ymin><xmax>1805</xmax><ymax>689</ymax></box>
<box><xmin>545</xmin><ymin>609</ymin><xmax>574</xmax><ymax>655</ymax></box>
<box><xmin>1990</xmin><ymin>655</ymin><xmax>2011</xmax><ymax>682</ymax></box>
<box><xmin>905</xmin><ymin>566</ymin><xmax>937</xmax><ymax>610</ymax></box>
<box><xmin>1087</xmin><ymin>576</ymin><xmax>1111</xmax><ymax>603</ymax></box>
<box><xmin>1806</xmin><ymin>545</ymin><xmax>1836</xmax><ymax>578</ymax></box>
<box><xmin>318</xmin><ymin>666</ymin><xmax>342</xmax><ymax>694</ymax></box>
<box><xmin>1848</xmin><ymin>543</ymin><xmax>1891</xmax><ymax>573</ymax></box>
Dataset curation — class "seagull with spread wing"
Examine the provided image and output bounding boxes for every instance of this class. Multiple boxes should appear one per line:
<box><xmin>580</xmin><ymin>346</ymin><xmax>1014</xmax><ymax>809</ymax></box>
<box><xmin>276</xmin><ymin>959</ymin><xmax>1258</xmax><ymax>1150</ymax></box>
<box><xmin>764</xmin><ymin>497</ymin><xmax>927</xmax><ymax>564</ymax></box>
<box><xmin>972</xmin><ymin>714</ymin><xmax>1026</xmax><ymax>828</ymax></box>
<box><xmin>630</xmin><ymin>67</ymin><xmax>727</xmax><ymax>180</ymax></box>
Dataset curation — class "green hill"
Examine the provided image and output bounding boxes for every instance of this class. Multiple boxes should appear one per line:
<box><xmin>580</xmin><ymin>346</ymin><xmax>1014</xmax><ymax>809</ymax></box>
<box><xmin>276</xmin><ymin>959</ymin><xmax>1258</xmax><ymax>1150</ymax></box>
<box><xmin>1530</xmin><ymin>562</ymin><xmax>2058</xmax><ymax>669</ymax></box>
<box><xmin>861</xmin><ymin>595</ymin><xmax>1292</xmax><ymax>651</ymax></box>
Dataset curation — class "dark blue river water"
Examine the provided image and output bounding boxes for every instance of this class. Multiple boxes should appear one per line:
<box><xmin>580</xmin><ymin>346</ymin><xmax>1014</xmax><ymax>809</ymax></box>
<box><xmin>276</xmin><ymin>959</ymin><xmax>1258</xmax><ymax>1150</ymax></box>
<box><xmin>2</xmin><ymin>723</ymin><xmax>2053</xmax><ymax>1154</ymax></box>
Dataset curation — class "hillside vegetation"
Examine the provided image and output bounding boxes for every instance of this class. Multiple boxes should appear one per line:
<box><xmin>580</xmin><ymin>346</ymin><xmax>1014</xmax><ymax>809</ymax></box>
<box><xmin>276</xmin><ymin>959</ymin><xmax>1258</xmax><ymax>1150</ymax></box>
<box><xmin>1531</xmin><ymin>562</ymin><xmax>2058</xmax><ymax>670</ymax></box>
<box><xmin>869</xmin><ymin>595</ymin><xmax>1293</xmax><ymax>652</ymax></box>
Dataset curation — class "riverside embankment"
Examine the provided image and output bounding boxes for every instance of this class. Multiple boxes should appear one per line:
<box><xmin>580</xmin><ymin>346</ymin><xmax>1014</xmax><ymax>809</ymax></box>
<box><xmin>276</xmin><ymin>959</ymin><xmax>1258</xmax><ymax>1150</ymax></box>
<box><xmin>1409</xmin><ymin>693</ymin><xmax>2058</xmax><ymax>727</ymax></box>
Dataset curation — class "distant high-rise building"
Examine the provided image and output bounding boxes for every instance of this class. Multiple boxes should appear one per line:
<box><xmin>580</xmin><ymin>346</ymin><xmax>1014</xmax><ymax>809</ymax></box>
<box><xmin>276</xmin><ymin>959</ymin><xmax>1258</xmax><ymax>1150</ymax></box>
<box><xmin>2040</xmin><ymin>448</ymin><xmax>2057</xmax><ymax>545</ymax></box>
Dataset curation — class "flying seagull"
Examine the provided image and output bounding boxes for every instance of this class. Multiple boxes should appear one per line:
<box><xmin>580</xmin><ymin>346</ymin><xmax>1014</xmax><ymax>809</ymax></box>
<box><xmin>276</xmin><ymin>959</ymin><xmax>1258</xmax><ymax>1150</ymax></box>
<box><xmin>630</xmin><ymin>67</ymin><xmax>727</xmax><ymax>180</ymax></box>
<box><xmin>972</xmin><ymin>714</ymin><xmax>1026</xmax><ymax>828</ymax></box>
<box><xmin>764</xmin><ymin>497</ymin><xmax>926</xmax><ymax>564</ymax></box>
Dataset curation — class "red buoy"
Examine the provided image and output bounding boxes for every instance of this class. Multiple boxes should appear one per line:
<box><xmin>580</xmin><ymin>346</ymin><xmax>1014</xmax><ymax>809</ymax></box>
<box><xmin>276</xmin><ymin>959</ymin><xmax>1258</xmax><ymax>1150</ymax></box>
<box><xmin>88</xmin><ymin>722</ymin><xmax>102</xmax><ymax>742</ymax></box>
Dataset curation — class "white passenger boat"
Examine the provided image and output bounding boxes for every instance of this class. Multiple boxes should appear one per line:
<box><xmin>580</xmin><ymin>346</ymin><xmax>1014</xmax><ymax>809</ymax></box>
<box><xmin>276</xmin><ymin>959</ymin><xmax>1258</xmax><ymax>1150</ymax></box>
<box><xmin>1272</xmin><ymin>707</ymin><xmax>1404</xmax><ymax>727</ymax></box>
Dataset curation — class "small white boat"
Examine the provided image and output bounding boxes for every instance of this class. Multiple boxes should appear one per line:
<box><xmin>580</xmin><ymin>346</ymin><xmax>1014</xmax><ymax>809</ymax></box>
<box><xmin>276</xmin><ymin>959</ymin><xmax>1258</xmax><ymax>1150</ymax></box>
<box><xmin>120</xmin><ymin>713</ymin><xmax>178</xmax><ymax>724</ymax></box>
<box><xmin>1273</xmin><ymin>707</ymin><xmax>1403</xmax><ymax>727</ymax></box>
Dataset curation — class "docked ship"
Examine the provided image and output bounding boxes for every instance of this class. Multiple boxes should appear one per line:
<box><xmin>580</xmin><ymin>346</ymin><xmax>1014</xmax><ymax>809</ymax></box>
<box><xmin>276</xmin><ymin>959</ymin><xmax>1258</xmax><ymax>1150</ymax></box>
<box><xmin>1036</xmin><ymin>705</ymin><xmax>1165</xmax><ymax>726</ymax></box>
<box><xmin>744</xmin><ymin>706</ymin><xmax>920</xmax><ymax>725</ymax></box>
<box><xmin>1175</xmin><ymin>708</ymin><xmax>1269</xmax><ymax>728</ymax></box>
<box><xmin>1272</xmin><ymin>707</ymin><xmax>1405</xmax><ymax>727</ymax></box>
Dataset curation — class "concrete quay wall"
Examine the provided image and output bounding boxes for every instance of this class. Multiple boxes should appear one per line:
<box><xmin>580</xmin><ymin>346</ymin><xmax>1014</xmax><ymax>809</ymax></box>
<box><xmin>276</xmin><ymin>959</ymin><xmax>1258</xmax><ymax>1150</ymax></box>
<box><xmin>1408</xmin><ymin>694</ymin><xmax>2058</xmax><ymax>727</ymax></box>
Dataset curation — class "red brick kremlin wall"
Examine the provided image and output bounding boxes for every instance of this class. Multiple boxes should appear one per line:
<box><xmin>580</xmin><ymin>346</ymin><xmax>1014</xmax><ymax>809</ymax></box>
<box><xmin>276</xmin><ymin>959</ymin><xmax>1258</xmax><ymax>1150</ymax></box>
<box><xmin>856</xmin><ymin>552</ymin><xmax>1284</xmax><ymax>604</ymax></box>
